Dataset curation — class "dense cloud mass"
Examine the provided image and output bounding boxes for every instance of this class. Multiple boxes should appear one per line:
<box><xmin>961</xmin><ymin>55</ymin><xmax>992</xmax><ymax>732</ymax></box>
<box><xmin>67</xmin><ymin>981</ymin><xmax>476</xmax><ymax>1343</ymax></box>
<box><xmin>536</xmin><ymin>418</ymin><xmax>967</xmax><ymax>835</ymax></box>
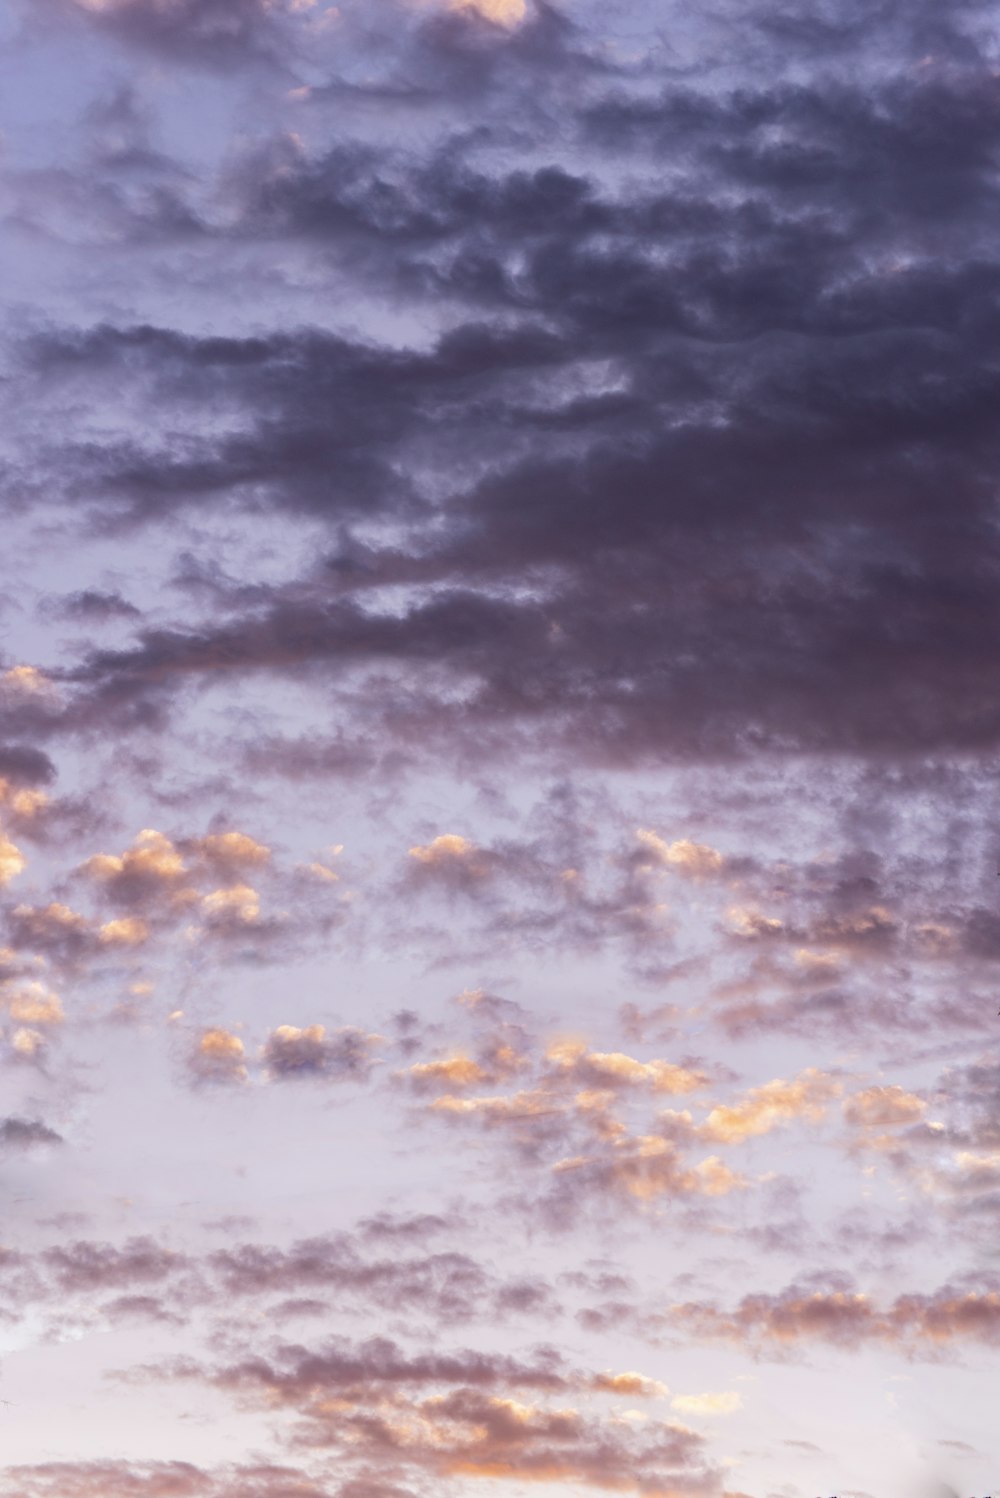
<box><xmin>0</xmin><ymin>0</ymin><xmax>998</xmax><ymax>1494</ymax></box>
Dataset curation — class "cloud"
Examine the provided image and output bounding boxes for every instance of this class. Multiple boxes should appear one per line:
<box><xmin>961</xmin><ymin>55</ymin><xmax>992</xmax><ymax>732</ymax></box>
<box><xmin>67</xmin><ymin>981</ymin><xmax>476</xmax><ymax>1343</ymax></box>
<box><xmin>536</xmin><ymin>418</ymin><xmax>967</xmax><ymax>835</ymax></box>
<box><xmin>592</xmin><ymin>1370</ymin><xmax>668</xmax><ymax>1397</ymax></box>
<box><xmin>262</xmin><ymin>1024</ymin><xmax>380</xmax><ymax>1080</ymax></box>
<box><xmin>8</xmin><ymin>1026</ymin><xmax>49</xmax><ymax>1060</ymax></box>
<box><xmin>208</xmin><ymin>1230</ymin><xmax>553</xmax><ymax>1323</ymax></box>
<box><xmin>0</xmin><ymin>1461</ymin><xmax>334</xmax><ymax>1498</ymax></box>
<box><xmin>4</xmin><ymin>1</ymin><xmax>1000</xmax><ymax>1490</ymax></box>
<box><xmin>406</xmin><ymin>1053</ymin><xmax>493</xmax><ymax>1090</ymax></box>
<box><xmin>407</xmin><ymin>834</ymin><xmax>495</xmax><ymax>889</ymax></box>
<box><xmin>189</xmin><ymin>1027</ymin><xmax>248</xmax><ymax>1084</ymax></box>
<box><xmin>2</xmin><ymin>980</ymin><xmax>65</xmax><ymax>1028</ymax></box>
<box><xmin>56</xmin><ymin>589</ymin><xmax>142</xmax><ymax>621</ymax></box>
<box><xmin>0</xmin><ymin>1115</ymin><xmax>63</xmax><ymax>1149</ymax></box>
<box><xmin>0</xmin><ymin>1220</ymin><xmax>565</xmax><ymax>1333</ymax></box>
<box><xmin>28</xmin><ymin>0</ymin><xmax>303</xmax><ymax>70</ymax></box>
<box><xmin>99</xmin><ymin>916</ymin><xmax>150</xmax><ymax>946</ymax></box>
<box><xmin>43</xmin><ymin>1237</ymin><xmax>186</xmax><ymax>1291</ymax></box>
<box><xmin>81</xmin><ymin>829</ymin><xmax>191</xmax><ymax>909</ymax></box>
<box><xmin>174</xmin><ymin>1333</ymin><xmax>721</xmax><ymax>1496</ymax></box>
<box><xmin>7</xmin><ymin>902</ymin><xmax>149</xmax><ymax>964</ymax></box>
<box><xmin>670</xmin><ymin>1392</ymin><xmax>742</xmax><ymax>1417</ymax></box>
<box><xmin>186</xmin><ymin>831</ymin><xmax>271</xmax><ymax>879</ymax></box>
<box><xmin>0</xmin><ymin>745</ymin><xmax>55</xmax><ymax>786</ymax></box>
<box><xmin>668</xmin><ymin>1279</ymin><xmax>1000</xmax><ymax>1354</ymax></box>
<box><xmin>4</xmin><ymin>11</ymin><xmax>1000</xmax><ymax>784</ymax></box>
<box><xmin>0</xmin><ymin>829</ymin><xmax>26</xmax><ymax>887</ymax></box>
<box><xmin>407</xmin><ymin>1012</ymin><xmax>868</xmax><ymax>1220</ymax></box>
<box><xmin>201</xmin><ymin>883</ymin><xmax>262</xmax><ymax>924</ymax></box>
<box><xmin>544</xmin><ymin>1040</ymin><xmax>705</xmax><ymax>1096</ymax></box>
<box><xmin>844</xmin><ymin>1085</ymin><xmax>926</xmax><ymax>1130</ymax></box>
<box><xmin>701</xmin><ymin>1070</ymin><xmax>841</xmax><ymax>1144</ymax></box>
<box><xmin>450</xmin><ymin>0</ymin><xmax>527</xmax><ymax>26</ymax></box>
<box><xmin>635</xmin><ymin>832</ymin><xmax>725</xmax><ymax>878</ymax></box>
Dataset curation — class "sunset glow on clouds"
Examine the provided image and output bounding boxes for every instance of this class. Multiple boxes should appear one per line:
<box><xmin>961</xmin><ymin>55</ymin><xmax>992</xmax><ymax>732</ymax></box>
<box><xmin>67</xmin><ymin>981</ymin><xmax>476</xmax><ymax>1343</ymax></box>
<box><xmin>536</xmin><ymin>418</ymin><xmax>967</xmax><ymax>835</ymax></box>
<box><xmin>0</xmin><ymin>0</ymin><xmax>998</xmax><ymax>1494</ymax></box>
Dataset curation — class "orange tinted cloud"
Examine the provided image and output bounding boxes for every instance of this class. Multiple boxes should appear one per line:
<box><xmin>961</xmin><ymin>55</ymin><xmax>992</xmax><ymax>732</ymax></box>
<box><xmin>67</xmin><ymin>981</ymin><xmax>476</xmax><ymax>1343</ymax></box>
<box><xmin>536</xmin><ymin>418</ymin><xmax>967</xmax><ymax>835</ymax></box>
<box><xmin>98</xmin><ymin>916</ymin><xmax>150</xmax><ymax>946</ymax></box>
<box><xmin>0</xmin><ymin>778</ymin><xmax>48</xmax><ymax>825</ymax></box>
<box><xmin>4</xmin><ymin>980</ymin><xmax>64</xmax><ymax>1027</ymax></box>
<box><xmin>191</xmin><ymin>1334</ymin><xmax>719</xmax><ymax>1495</ymax></box>
<box><xmin>190</xmin><ymin>1027</ymin><xmax>247</xmax><ymax>1085</ymax></box>
<box><xmin>262</xmin><ymin>1024</ymin><xmax>380</xmax><ymax>1080</ymax></box>
<box><xmin>671</xmin><ymin>1391</ymin><xmax>742</xmax><ymax>1416</ymax></box>
<box><xmin>546</xmin><ymin>1041</ymin><xmax>705</xmax><ymax>1095</ymax></box>
<box><xmin>0</xmin><ymin>829</ymin><xmax>25</xmax><ymax>886</ymax></box>
<box><xmin>82</xmin><ymin>829</ymin><xmax>190</xmax><ymax>907</ymax></box>
<box><xmin>701</xmin><ymin>1069</ymin><xmax>840</xmax><ymax>1144</ymax></box>
<box><xmin>669</xmin><ymin>1282</ymin><xmax>1000</xmax><ymax>1352</ymax></box>
<box><xmin>636</xmin><ymin>831</ymin><xmax>725</xmax><ymax>877</ymax></box>
<box><xmin>449</xmin><ymin>0</ymin><xmax>527</xmax><ymax>26</ymax></box>
<box><xmin>407</xmin><ymin>1054</ymin><xmax>491</xmax><ymax>1090</ymax></box>
<box><xmin>407</xmin><ymin>834</ymin><xmax>495</xmax><ymax>888</ymax></box>
<box><xmin>592</xmin><ymin>1371</ymin><xmax>668</xmax><ymax>1398</ymax></box>
<box><xmin>201</xmin><ymin>883</ymin><xmax>261</xmax><ymax>924</ymax></box>
<box><xmin>843</xmin><ymin>1084</ymin><xmax>925</xmax><ymax>1129</ymax></box>
<box><xmin>187</xmin><ymin>831</ymin><xmax>270</xmax><ymax>877</ymax></box>
<box><xmin>410</xmin><ymin>833</ymin><xmax>477</xmax><ymax>864</ymax></box>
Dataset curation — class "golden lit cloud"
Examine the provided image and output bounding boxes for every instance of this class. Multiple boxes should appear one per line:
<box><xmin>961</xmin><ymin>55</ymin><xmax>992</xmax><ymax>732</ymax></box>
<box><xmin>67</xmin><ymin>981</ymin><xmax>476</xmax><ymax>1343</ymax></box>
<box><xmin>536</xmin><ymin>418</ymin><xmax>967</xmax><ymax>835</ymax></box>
<box><xmin>262</xmin><ymin>1023</ymin><xmax>381</xmax><ymax>1079</ymax></box>
<box><xmin>702</xmin><ymin>1069</ymin><xmax>840</xmax><ymax>1143</ymax></box>
<box><xmin>0</xmin><ymin>779</ymin><xmax>48</xmax><ymax>822</ymax></box>
<box><xmin>0</xmin><ymin>831</ymin><xmax>25</xmax><ymax>887</ymax></box>
<box><xmin>408</xmin><ymin>1054</ymin><xmax>490</xmax><ymax>1089</ymax></box>
<box><xmin>82</xmin><ymin>829</ymin><xmax>188</xmax><ymax>895</ymax></box>
<box><xmin>546</xmin><ymin>1040</ymin><xmax>704</xmax><ymax>1095</ymax></box>
<box><xmin>409</xmin><ymin>834</ymin><xmax>481</xmax><ymax>866</ymax></box>
<box><xmin>11</xmin><ymin>1026</ymin><xmax>45</xmax><ymax>1057</ymax></box>
<box><xmin>432</xmin><ymin>1088</ymin><xmax>555</xmax><ymax>1120</ymax></box>
<box><xmin>669</xmin><ymin>1284</ymin><xmax>1000</xmax><ymax>1352</ymax></box>
<box><xmin>406</xmin><ymin>833</ymin><xmax>498</xmax><ymax>888</ymax></box>
<box><xmin>636</xmin><ymin>830</ymin><xmax>725</xmax><ymax>876</ymax></box>
<box><xmin>593</xmin><ymin>1372</ymin><xmax>668</xmax><ymax>1398</ymax></box>
<box><xmin>189</xmin><ymin>831</ymin><xmax>271</xmax><ymax>873</ymax></box>
<box><xmin>691</xmin><ymin>1155</ymin><xmax>744</xmax><ymax>1195</ymax></box>
<box><xmin>12</xmin><ymin>902</ymin><xmax>86</xmax><ymax>937</ymax></box>
<box><xmin>201</xmin><ymin>884</ymin><xmax>261</xmax><ymax>923</ymax></box>
<box><xmin>98</xmin><ymin>917</ymin><xmax>150</xmax><ymax>946</ymax></box>
<box><xmin>670</xmin><ymin>1391</ymin><xmax>742</xmax><ymax>1416</ymax></box>
<box><xmin>726</xmin><ymin>906</ymin><xmax>783</xmax><ymax>937</ymax></box>
<box><xmin>0</xmin><ymin>665</ymin><xmax>53</xmax><ymax>696</ymax></box>
<box><xmin>5</xmin><ymin>982</ymin><xmax>64</xmax><ymax>1026</ymax></box>
<box><xmin>844</xmin><ymin>1084</ymin><xmax>925</xmax><ymax>1129</ymax></box>
<box><xmin>190</xmin><ymin>1027</ymin><xmax>247</xmax><ymax>1084</ymax></box>
<box><xmin>449</xmin><ymin>0</ymin><xmax>526</xmax><ymax>25</ymax></box>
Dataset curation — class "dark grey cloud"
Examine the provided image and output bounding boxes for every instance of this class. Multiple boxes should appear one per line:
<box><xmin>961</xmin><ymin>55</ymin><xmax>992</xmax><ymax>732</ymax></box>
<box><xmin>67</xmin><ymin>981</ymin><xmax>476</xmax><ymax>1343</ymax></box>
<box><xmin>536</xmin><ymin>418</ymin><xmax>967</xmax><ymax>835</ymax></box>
<box><xmin>0</xmin><ymin>1221</ymin><xmax>565</xmax><ymax>1336</ymax></box>
<box><xmin>261</xmin><ymin>1025</ymin><xmax>379</xmax><ymax>1081</ymax></box>
<box><xmin>0</xmin><ymin>745</ymin><xmax>56</xmax><ymax>785</ymax></box>
<box><xmin>209</xmin><ymin>1232</ymin><xmax>553</xmax><ymax>1323</ymax></box>
<box><xmin>0</xmin><ymin>1116</ymin><xmax>62</xmax><ymax>1149</ymax></box>
<box><xmin>26</xmin><ymin>0</ymin><xmax>292</xmax><ymax>71</ymax></box>
<box><xmin>6</xmin><ymin>11</ymin><xmax>999</xmax><ymax>766</ymax></box>
<box><xmin>56</xmin><ymin>590</ymin><xmax>142</xmax><ymax>622</ymax></box>
<box><xmin>23</xmin><ymin>313</ymin><xmax>1000</xmax><ymax>768</ymax></box>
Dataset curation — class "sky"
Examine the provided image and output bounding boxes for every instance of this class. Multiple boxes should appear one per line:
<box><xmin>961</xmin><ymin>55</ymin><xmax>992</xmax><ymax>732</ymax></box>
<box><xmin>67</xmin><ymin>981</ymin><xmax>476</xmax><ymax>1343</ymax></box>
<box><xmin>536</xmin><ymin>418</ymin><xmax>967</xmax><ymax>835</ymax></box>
<box><xmin>0</xmin><ymin>0</ymin><xmax>998</xmax><ymax>1495</ymax></box>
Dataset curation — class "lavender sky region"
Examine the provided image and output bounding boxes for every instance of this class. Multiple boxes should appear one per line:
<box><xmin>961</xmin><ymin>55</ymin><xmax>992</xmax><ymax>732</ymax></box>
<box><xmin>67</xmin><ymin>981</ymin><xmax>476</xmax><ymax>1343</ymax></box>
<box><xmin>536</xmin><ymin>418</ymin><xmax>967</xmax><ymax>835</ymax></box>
<box><xmin>0</xmin><ymin>0</ymin><xmax>1000</xmax><ymax>1495</ymax></box>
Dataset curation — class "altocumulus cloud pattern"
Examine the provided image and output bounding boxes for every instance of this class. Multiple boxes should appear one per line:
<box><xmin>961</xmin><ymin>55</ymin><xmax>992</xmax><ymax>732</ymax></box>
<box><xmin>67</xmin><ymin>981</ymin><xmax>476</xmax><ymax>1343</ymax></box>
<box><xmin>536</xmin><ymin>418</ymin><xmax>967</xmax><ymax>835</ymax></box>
<box><xmin>0</xmin><ymin>0</ymin><xmax>998</xmax><ymax>1494</ymax></box>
